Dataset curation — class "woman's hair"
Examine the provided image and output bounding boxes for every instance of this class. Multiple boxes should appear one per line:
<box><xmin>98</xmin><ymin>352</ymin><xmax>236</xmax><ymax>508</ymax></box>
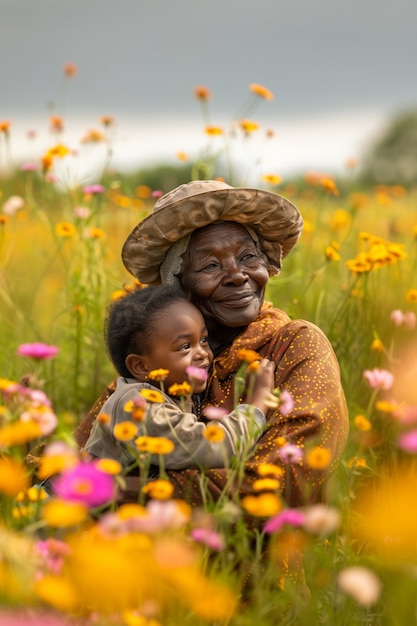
<box><xmin>105</xmin><ymin>284</ymin><xmax>188</xmax><ymax>377</ymax></box>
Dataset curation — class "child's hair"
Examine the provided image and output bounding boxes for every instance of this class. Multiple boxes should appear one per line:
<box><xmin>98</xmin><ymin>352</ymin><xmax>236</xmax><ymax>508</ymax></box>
<box><xmin>105</xmin><ymin>284</ymin><xmax>190</xmax><ymax>378</ymax></box>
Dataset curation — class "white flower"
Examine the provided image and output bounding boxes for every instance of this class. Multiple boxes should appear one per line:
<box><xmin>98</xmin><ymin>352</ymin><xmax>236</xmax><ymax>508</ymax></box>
<box><xmin>337</xmin><ymin>566</ymin><xmax>382</xmax><ymax>607</ymax></box>
<box><xmin>2</xmin><ymin>195</ymin><xmax>24</xmax><ymax>215</ymax></box>
<box><xmin>303</xmin><ymin>504</ymin><xmax>340</xmax><ymax>536</ymax></box>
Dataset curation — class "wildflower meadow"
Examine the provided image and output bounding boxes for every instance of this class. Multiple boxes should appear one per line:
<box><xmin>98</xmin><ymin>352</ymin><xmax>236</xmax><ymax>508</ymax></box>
<box><xmin>1</xmin><ymin>68</ymin><xmax>417</xmax><ymax>625</ymax></box>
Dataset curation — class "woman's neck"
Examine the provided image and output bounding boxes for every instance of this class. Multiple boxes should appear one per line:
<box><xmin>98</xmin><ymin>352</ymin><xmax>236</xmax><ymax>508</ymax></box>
<box><xmin>207</xmin><ymin>323</ymin><xmax>245</xmax><ymax>358</ymax></box>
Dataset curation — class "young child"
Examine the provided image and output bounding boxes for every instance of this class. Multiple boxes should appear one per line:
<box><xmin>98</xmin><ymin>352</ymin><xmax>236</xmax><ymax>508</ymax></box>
<box><xmin>83</xmin><ymin>284</ymin><xmax>275</xmax><ymax>470</ymax></box>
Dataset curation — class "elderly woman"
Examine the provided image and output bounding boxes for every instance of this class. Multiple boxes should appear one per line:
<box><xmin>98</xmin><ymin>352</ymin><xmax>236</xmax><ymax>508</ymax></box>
<box><xmin>76</xmin><ymin>180</ymin><xmax>349</xmax><ymax>507</ymax></box>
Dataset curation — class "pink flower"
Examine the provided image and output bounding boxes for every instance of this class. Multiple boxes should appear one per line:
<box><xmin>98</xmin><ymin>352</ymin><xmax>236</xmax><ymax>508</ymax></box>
<box><xmin>186</xmin><ymin>366</ymin><xmax>208</xmax><ymax>383</ymax></box>
<box><xmin>190</xmin><ymin>527</ymin><xmax>225</xmax><ymax>551</ymax></box>
<box><xmin>73</xmin><ymin>205</ymin><xmax>91</xmax><ymax>219</ymax></box>
<box><xmin>35</xmin><ymin>538</ymin><xmax>71</xmax><ymax>575</ymax></box>
<box><xmin>151</xmin><ymin>190</ymin><xmax>163</xmax><ymax>198</ymax></box>
<box><xmin>397</xmin><ymin>429</ymin><xmax>417</xmax><ymax>453</ymax></box>
<box><xmin>17</xmin><ymin>342</ymin><xmax>59</xmax><ymax>360</ymax></box>
<box><xmin>52</xmin><ymin>462</ymin><xmax>115</xmax><ymax>507</ymax></box>
<box><xmin>263</xmin><ymin>508</ymin><xmax>305</xmax><ymax>534</ymax></box>
<box><xmin>126</xmin><ymin>500</ymin><xmax>189</xmax><ymax>533</ymax></box>
<box><xmin>363</xmin><ymin>368</ymin><xmax>394</xmax><ymax>390</ymax></box>
<box><xmin>3</xmin><ymin>195</ymin><xmax>24</xmax><ymax>216</ymax></box>
<box><xmin>21</xmin><ymin>406</ymin><xmax>58</xmax><ymax>436</ymax></box>
<box><xmin>83</xmin><ymin>184</ymin><xmax>104</xmax><ymax>194</ymax></box>
<box><xmin>280</xmin><ymin>389</ymin><xmax>294</xmax><ymax>416</ymax></box>
<box><xmin>278</xmin><ymin>443</ymin><xmax>303</xmax><ymax>464</ymax></box>
<box><xmin>391</xmin><ymin>309</ymin><xmax>404</xmax><ymax>326</ymax></box>
<box><xmin>20</xmin><ymin>162</ymin><xmax>39</xmax><ymax>171</ymax></box>
<box><xmin>202</xmin><ymin>406</ymin><xmax>229</xmax><ymax>420</ymax></box>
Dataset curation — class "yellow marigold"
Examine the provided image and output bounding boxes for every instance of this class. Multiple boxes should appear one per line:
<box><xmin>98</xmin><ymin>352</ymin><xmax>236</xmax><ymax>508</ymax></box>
<box><xmin>248</xmin><ymin>361</ymin><xmax>260</xmax><ymax>373</ymax></box>
<box><xmin>168</xmin><ymin>382</ymin><xmax>192</xmax><ymax>396</ymax></box>
<box><xmin>249</xmin><ymin>83</ymin><xmax>274</xmax><ymax>101</ymax></box>
<box><xmin>203</xmin><ymin>423</ymin><xmax>225</xmax><ymax>443</ymax></box>
<box><xmin>98</xmin><ymin>412</ymin><xmax>111</xmax><ymax>425</ymax></box>
<box><xmin>252</xmin><ymin>478</ymin><xmax>280</xmax><ymax>492</ymax></box>
<box><xmin>34</xmin><ymin>574</ymin><xmax>79</xmax><ymax>613</ymax></box>
<box><xmin>353</xmin><ymin>415</ymin><xmax>372</xmax><ymax>432</ymax></box>
<box><xmin>142</xmin><ymin>479</ymin><xmax>174</xmax><ymax>500</ymax></box>
<box><xmin>257</xmin><ymin>462</ymin><xmax>284</xmax><ymax>478</ymax></box>
<box><xmin>325</xmin><ymin>246</ymin><xmax>341</xmax><ymax>262</ymax></box>
<box><xmin>205</xmin><ymin>126</ymin><xmax>223</xmax><ymax>136</ymax></box>
<box><xmin>0</xmin><ymin>120</ymin><xmax>10</xmax><ymax>133</ymax></box>
<box><xmin>261</xmin><ymin>174</ymin><xmax>282</xmax><ymax>185</ymax></box>
<box><xmin>37</xmin><ymin>453</ymin><xmax>79</xmax><ymax>480</ymax></box>
<box><xmin>345</xmin><ymin>256</ymin><xmax>372</xmax><ymax>274</ymax></box>
<box><xmin>241</xmin><ymin>493</ymin><xmax>282</xmax><ymax>517</ymax></box>
<box><xmin>95</xmin><ymin>458</ymin><xmax>123</xmax><ymax>475</ymax></box>
<box><xmin>140</xmin><ymin>437</ymin><xmax>175</xmax><ymax>455</ymax></box>
<box><xmin>149</xmin><ymin>369</ymin><xmax>170</xmax><ymax>381</ymax></box>
<box><xmin>375</xmin><ymin>400</ymin><xmax>398</xmax><ymax>413</ymax></box>
<box><xmin>42</xmin><ymin>499</ymin><xmax>88</xmax><ymax>527</ymax></box>
<box><xmin>386</xmin><ymin>243</ymin><xmax>407</xmax><ymax>261</ymax></box>
<box><xmin>239</xmin><ymin>119</ymin><xmax>259</xmax><ymax>133</ymax></box>
<box><xmin>140</xmin><ymin>388</ymin><xmax>164</xmax><ymax>403</ymax></box>
<box><xmin>305</xmin><ymin>446</ymin><xmax>332</xmax><ymax>469</ymax></box>
<box><xmin>194</xmin><ymin>85</ymin><xmax>211</xmax><ymax>101</ymax></box>
<box><xmin>113</xmin><ymin>421</ymin><xmax>138</xmax><ymax>441</ymax></box>
<box><xmin>320</xmin><ymin>177</ymin><xmax>339</xmax><ymax>196</ymax></box>
<box><xmin>85</xmin><ymin>227</ymin><xmax>105</xmax><ymax>239</ymax></box>
<box><xmin>371</xmin><ymin>338</ymin><xmax>384</xmax><ymax>353</ymax></box>
<box><xmin>0</xmin><ymin>457</ymin><xmax>30</xmax><ymax>496</ymax></box>
<box><xmin>237</xmin><ymin>348</ymin><xmax>261</xmax><ymax>363</ymax></box>
<box><xmin>0</xmin><ymin>419</ymin><xmax>41</xmax><ymax>447</ymax></box>
<box><xmin>405</xmin><ymin>288</ymin><xmax>417</xmax><ymax>303</ymax></box>
<box><xmin>56</xmin><ymin>222</ymin><xmax>77</xmax><ymax>238</ymax></box>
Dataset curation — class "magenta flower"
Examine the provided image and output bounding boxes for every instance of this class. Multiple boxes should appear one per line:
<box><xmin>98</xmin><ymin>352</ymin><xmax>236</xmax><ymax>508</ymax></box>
<box><xmin>202</xmin><ymin>406</ymin><xmax>229</xmax><ymax>420</ymax></box>
<box><xmin>278</xmin><ymin>443</ymin><xmax>303</xmax><ymax>464</ymax></box>
<box><xmin>17</xmin><ymin>342</ymin><xmax>59</xmax><ymax>360</ymax></box>
<box><xmin>397</xmin><ymin>429</ymin><xmax>417</xmax><ymax>453</ymax></box>
<box><xmin>83</xmin><ymin>184</ymin><xmax>105</xmax><ymax>194</ymax></box>
<box><xmin>151</xmin><ymin>190</ymin><xmax>163</xmax><ymax>198</ymax></box>
<box><xmin>280</xmin><ymin>389</ymin><xmax>294</xmax><ymax>416</ymax></box>
<box><xmin>264</xmin><ymin>508</ymin><xmax>306</xmax><ymax>534</ymax></box>
<box><xmin>52</xmin><ymin>462</ymin><xmax>115</xmax><ymax>508</ymax></box>
<box><xmin>190</xmin><ymin>527</ymin><xmax>225</xmax><ymax>551</ymax></box>
<box><xmin>363</xmin><ymin>368</ymin><xmax>394</xmax><ymax>390</ymax></box>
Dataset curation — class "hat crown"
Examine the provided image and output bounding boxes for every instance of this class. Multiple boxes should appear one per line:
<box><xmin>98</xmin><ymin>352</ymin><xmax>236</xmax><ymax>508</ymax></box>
<box><xmin>154</xmin><ymin>180</ymin><xmax>232</xmax><ymax>212</ymax></box>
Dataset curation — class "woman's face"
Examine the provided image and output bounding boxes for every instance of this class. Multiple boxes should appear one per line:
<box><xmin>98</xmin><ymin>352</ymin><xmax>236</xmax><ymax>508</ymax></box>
<box><xmin>179</xmin><ymin>222</ymin><xmax>269</xmax><ymax>329</ymax></box>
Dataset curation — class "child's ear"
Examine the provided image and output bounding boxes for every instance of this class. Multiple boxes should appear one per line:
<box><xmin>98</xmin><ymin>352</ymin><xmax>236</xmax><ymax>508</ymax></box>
<box><xmin>125</xmin><ymin>354</ymin><xmax>148</xmax><ymax>380</ymax></box>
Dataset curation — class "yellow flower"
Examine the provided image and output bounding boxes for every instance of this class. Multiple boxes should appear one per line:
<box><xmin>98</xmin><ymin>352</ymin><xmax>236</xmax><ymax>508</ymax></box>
<box><xmin>168</xmin><ymin>382</ymin><xmax>192</xmax><ymax>396</ymax></box>
<box><xmin>302</xmin><ymin>219</ymin><xmax>314</xmax><ymax>233</ymax></box>
<box><xmin>176</xmin><ymin>151</ymin><xmax>189</xmax><ymax>162</ymax></box>
<box><xmin>331</xmin><ymin>209</ymin><xmax>350</xmax><ymax>230</ymax></box>
<box><xmin>56</xmin><ymin>222</ymin><xmax>77</xmax><ymax>238</ymax></box>
<box><xmin>194</xmin><ymin>85</ymin><xmax>211</xmax><ymax>101</ymax></box>
<box><xmin>98</xmin><ymin>412</ymin><xmax>111</xmax><ymax>425</ymax></box>
<box><xmin>95</xmin><ymin>458</ymin><xmax>123</xmax><ymax>475</ymax></box>
<box><xmin>375</xmin><ymin>400</ymin><xmax>398</xmax><ymax>413</ymax></box>
<box><xmin>142</xmin><ymin>479</ymin><xmax>174</xmax><ymax>500</ymax></box>
<box><xmin>37</xmin><ymin>452</ymin><xmax>79</xmax><ymax>480</ymax></box>
<box><xmin>353</xmin><ymin>415</ymin><xmax>372</xmax><ymax>432</ymax></box>
<box><xmin>149</xmin><ymin>368</ymin><xmax>169</xmax><ymax>381</ymax></box>
<box><xmin>0</xmin><ymin>457</ymin><xmax>30</xmax><ymax>496</ymax></box>
<box><xmin>261</xmin><ymin>173</ymin><xmax>282</xmax><ymax>185</ymax></box>
<box><xmin>49</xmin><ymin>116</ymin><xmax>64</xmax><ymax>132</ymax></box>
<box><xmin>17</xmin><ymin>485</ymin><xmax>48</xmax><ymax>502</ymax></box>
<box><xmin>41</xmin><ymin>499</ymin><xmax>88</xmax><ymax>527</ymax></box>
<box><xmin>34</xmin><ymin>574</ymin><xmax>79</xmax><ymax>612</ymax></box>
<box><xmin>252</xmin><ymin>478</ymin><xmax>280</xmax><ymax>492</ymax></box>
<box><xmin>241</xmin><ymin>493</ymin><xmax>282</xmax><ymax>517</ymax></box>
<box><xmin>257</xmin><ymin>462</ymin><xmax>284</xmax><ymax>478</ymax></box>
<box><xmin>249</xmin><ymin>83</ymin><xmax>274</xmax><ymax>101</ymax></box>
<box><xmin>46</xmin><ymin>143</ymin><xmax>69</xmax><ymax>158</ymax></box>
<box><xmin>405</xmin><ymin>288</ymin><xmax>417</xmax><ymax>303</ymax></box>
<box><xmin>138</xmin><ymin>437</ymin><xmax>175</xmax><ymax>455</ymax></box>
<box><xmin>0</xmin><ymin>418</ymin><xmax>41</xmax><ymax>446</ymax></box>
<box><xmin>346</xmin><ymin>256</ymin><xmax>372</xmax><ymax>274</ymax></box>
<box><xmin>85</xmin><ymin>227</ymin><xmax>105</xmax><ymax>239</ymax></box>
<box><xmin>239</xmin><ymin>119</ymin><xmax>260</xmax><ymax>133</ymax></box>
<box><xmin>140</xmin><ymin>388</ymin><xmax>164</xmax><ymax>403</ymax></box>
<box><xmin>80</xmin><ymin>129</ymin><xmax>105</xmax><ymax>144</ymax></box>
<box><xmin>248</xmin><ymin>361</ymin><xmax>260</xmax><ymax>373</ymax></box>
<box><xmin>305</xmin><ymin>446</ymin><xmax>332</xmax><ymax>469</ymax></box>
<box><xmin>110</xmin><ymin>289</ymin><xmax>128</xmax><ymax>301</ymax></box>
<box><xmin>203</xmin><ymin>423</ymin><xmax>225</xmax><ymax>443</ymax></box>
<box><xmin>236</xmin><ymin>348</ymin><xmax>261</xmax><ymax>363</ymax></box>
<box><xmin>325</xmin><ymin>246</ymin><xmax>341</xmax><ymax>262</ymax></box>
<box><xmin>113</xmin><ymin>421</ymin><xmax>138</xmax><ymax>441</ymax></box>
<box><xmin>371</xmin><ymin>338</ymin><xmax>384</xmax><ymax>353</ymax></box>
<box><xmin>347</xmin><ymin>456</ymin><xmax>367</xmax><ymax>469</ymax></box>
<box><xmin>0</xmin><ymin>120</ymin><xmax>11</xmax><ymax>133</ymax></box>
<box><xmin>205</xmin><ymin>126</ymin><xmax>223</xmax><ymax>136</ymax></box>
<box><xmin>100</xmin><ymin>115</ymin><xmax>115</xmax><ymax>126</ymax></box>
<box><xmin>320</xmin><ymin>177</ymin><xmax>339</xmax><ymax>196</ymax></box>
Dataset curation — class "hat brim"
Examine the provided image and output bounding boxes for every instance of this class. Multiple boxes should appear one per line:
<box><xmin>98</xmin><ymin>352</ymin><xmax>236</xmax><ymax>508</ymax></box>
<box><xmin>122</xmin><ymin>187</ymin><xmax>303</xmax><ymax>285</ymax></box>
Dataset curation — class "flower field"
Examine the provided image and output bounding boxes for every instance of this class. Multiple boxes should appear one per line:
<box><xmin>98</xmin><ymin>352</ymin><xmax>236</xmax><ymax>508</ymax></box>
<box><xmin>1</xmin><ymin>73</ymin><xmax>417</xmax><ymax>625</ymax></box>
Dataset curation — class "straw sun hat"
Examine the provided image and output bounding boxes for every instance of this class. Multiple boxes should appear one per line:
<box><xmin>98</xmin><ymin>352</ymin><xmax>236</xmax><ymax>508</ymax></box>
<box><xmin>122</xmin><ymin>179</ymin><xmax>303</xmax><ymax>285</ymax></box>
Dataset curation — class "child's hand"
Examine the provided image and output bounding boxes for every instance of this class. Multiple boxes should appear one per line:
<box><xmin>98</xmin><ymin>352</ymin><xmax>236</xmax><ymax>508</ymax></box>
<box><xmin>246</xmin><ymin>358</ymin><xmax>275</xmax><ymax>413</ymax></box>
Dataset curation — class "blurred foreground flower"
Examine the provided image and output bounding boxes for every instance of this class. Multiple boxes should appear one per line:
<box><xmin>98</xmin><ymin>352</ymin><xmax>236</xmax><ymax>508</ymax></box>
<box><xmin>17</xmin><ymin>343</ymin><xmax>59</xmax><ymax>360</ymax></box>
<box><xmin>337</xmin><ymin>566</ymin><xmax>382</xmax><ymax>607</ymax></box>
<box><xmin>52</xmin><ymin>462</ymin><xmax>115</xmax><ymax>508</ymax></box>
<box><xmin>363</xmin><ymin>368</ymin><xmax>394</xmax><ymax>390</ymax></box>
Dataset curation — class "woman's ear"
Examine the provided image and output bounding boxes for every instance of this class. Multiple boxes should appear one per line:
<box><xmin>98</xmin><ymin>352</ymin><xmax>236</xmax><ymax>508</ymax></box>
<box><xmin>125</xmin><ymin>354</ymin><xmax>148</xmax><ymax>380</ymax></box>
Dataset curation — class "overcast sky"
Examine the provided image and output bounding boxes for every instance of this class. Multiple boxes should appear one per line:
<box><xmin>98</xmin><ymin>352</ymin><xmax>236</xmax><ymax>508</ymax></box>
<box><xmin>1</xmin><ymin>0</ymin><xmax>417</xmax><ymax>177</ymax></box>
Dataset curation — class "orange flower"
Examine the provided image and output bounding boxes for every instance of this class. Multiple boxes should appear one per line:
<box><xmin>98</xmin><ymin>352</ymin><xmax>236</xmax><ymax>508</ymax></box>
<box><xmin>56</xmin><ymin>222</ymin><xmax>77</xmax><ymax>238</ymax></box>
<box><xmin>176</xmin><ymin>151</ymin><xmax>189</xmax><ymax>162</ymax></box>
<box><xmin>100</xmin><ymin>115</ymin><xmax>115</xmax><ymax>127</ymax></box>
<box><xmin>140</xmin><ymin>388</ymin><xmax>164</xmax><ymax>403</ymax></box>
<box><xmin>236</xmin><ymin>348</ymin><xmax>261</xmax><ymax>364</ymax></box>
<box><xmin>80</xmin><ymin>129</ymin><xmax>105</xmax><ymax>143</ymax></box>
<box><xmin>168</xmin><ymin>381</ymin><xmax>192</xmax><ymax>396</ymax></box>
<box><xmin>325</xmin><ymin>246</ymin><xmax>341</xmax><ymax>262</ymax></box>
<box><xmin>204</xmin><ymin>126</ymin><xmax>223</xmax><ymax>136</ymax></box>
<box><xmin>0</xmin><ymin>120</ymin><xmax>10</xmax><ymax>133</ymax></box>
<box><xmin>113</xmin><ymin>421</ymin><xmax>138</xmax><ymax>441</ymax></box>
<box><xmin>203</xmin><ymin>423</ymin><xmax>225</xmax><ymax>443</ymax></box>
<box><xmin>261</xmin><ymin>174</ymin><xmax>282</xmax><ymax>186</ymax></box>
<box><xmin>257</xmin><ymin>463</ymin><xmax>284</xmax><ymax>478</ymax></box>
<box><xmin>0</xmin><ymin>457</ymin><xmax>30</xmax><ymax>496</ymax></box>
<box><xmin>49</xmin><ymin>116</ymin><xmax>64</xmax><ymax>132</ymax></box>
<box><xmin>320</xmin><ymin>177</ymin><xmax>339</xmax><ymax>196</ymax></box>
<box><xmin>305</xmin><ymin>446</ymin><xmax>332</xmax><ymax>469</ymax></box>
<box><xmin>249</xmin><ymin>83</ymin><xmax>274</xmax><ymax>101</ymax></box>
<box><xmin>241</xmin><ymin>493</ymin><xmax>282</xmax><ymax>517</ymax></box>
<box><xmin>239</xmin><ymin>119</ymin><xmax>260</xmax><ymax>133</ymax></box>
<box><xmin>142</xmin><ymin>479</ymin><xmax>174</xmax><ymax>500</ymax></box>
<box><xmin>194</xmin><ymin>85</ymin><xmax>211</xmax><ymax>101</ymax></box>
<box><xmin>149</xmin><ymin>369</ymin><xmax>169</xmax><ymax>381</ymax></box>
<box><xmin>63</xmin><ymin>63</ymin><xmax>78</xmax><ymax>77</ymax></box>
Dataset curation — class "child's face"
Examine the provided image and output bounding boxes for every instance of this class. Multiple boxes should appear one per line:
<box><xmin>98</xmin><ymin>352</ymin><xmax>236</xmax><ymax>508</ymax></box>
<box><xmin>143</xmin><ymin>300</ymin><xmax>213</xmax><ymax>393</ymax></box>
